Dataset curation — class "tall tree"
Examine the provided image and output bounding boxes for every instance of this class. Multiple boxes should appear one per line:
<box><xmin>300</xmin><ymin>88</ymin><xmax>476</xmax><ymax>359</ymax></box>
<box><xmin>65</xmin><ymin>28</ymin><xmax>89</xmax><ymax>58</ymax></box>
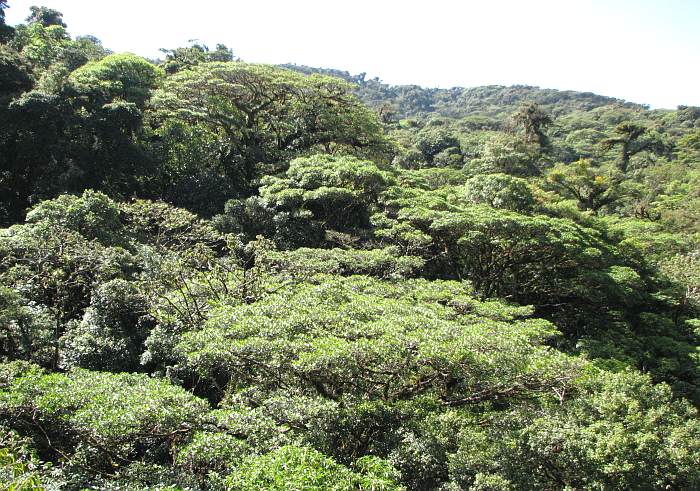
<box><xmin>601</xmin><ymin>121</ymin><xmax>650</xmax><ymax>172</ymax></box>
<box><xmin>0</xmin><ymin>0</ymin><xmax>14</xmax><ymax>42</ymax></box>
<box><xmin>511</xmin><ymin>102</ymin><xmax>553</xmax><ymax>149</ymax></box>
<box><xmin>26</xmin><ymin>5</ymin><xmax>66</xmax><ymax>27</ymax></box>
<box><xmin>150</xmin><ymin>62</ymin><xmax>388</xmax><ymax>192</ymax></box>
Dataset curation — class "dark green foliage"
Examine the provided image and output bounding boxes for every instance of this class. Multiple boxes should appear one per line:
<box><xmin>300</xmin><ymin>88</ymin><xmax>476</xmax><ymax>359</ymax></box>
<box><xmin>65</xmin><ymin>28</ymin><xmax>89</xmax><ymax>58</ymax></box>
<box><xmin>0</xmin><ymin>286</ymin><xmax>54</xmax><ymax>366</ymax></box>
<box><xmin>212</xmin><ymin>196</ymin><xmax>323</xmax><ymax>249</ymax></box>
<box><xmin>414</xmin><ymin>126</ymin><xmax>462</xmax><ymax>165</ymax></box>
<box><xmin>378</xmin><ymin>199</ymin><xmax>609</xmax><ymax>302</ymax></box>
<box><xmin>601</xmin><ymin>122</ymin><xmax>646</xmax><ymax>172</ymax></box>
<box><xmin>0</xmin><ymin>53</ymin><xmax>157</xmax><ymax>223</ymax></box>
<box><xmin>511</xmin><ymin>101</ymin><xmax>553</xmax><ymax>148</ymax></box>
<box><xmin>0</xmin><ymin>1</ymin><xmax>13</xmax><ymax>42</ymax></box>
<box><xmin>261</xmin><ymin>247</ymin><xmax>425</xmax><ymax>279</ymax></box>
<box><xmin>26</xmin><ymin>6</ymin><xmax>66</xmax><ymax>28</ymax></box>
<box><xmin>0</xmin><ymin>424</ymin><xmax>44</xmax><ymax>489</ymax></box>
<box><xmin>0</xmin><ymin>45</ymin><xmax>32</xmax><ymax>98</ymax></box>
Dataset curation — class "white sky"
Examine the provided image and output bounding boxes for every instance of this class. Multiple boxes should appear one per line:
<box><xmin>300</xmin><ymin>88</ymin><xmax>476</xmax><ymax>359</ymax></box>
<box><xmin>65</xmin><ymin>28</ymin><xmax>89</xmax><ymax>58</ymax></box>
<box><xmin>6</xmin><ymin>0</ymin><xmax>700</xmax><ymax>109</ymax></box>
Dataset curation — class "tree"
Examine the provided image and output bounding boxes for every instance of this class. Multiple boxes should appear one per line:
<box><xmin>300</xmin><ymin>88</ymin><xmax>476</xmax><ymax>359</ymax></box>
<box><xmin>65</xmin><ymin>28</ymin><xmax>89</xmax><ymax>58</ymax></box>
<box><xmin>0</xmin><ymin>192</ymin><xmax>124</xmax><ymax>367</ymax></box>
<box><xmin>0</xmin><ymin>45</ymin><xmax>32</xmax><ymax>100</ymax></box>
<box><xmin>0</xmin><ymin>0</ymin><xmax>14</xmax><ymax>42</ymax></box>
<box><xmin>397</xmin><ymin>205</ymin><xmax>607</xmax><ymax>302</ymax></box>
<box><xmin>26</xmin><ymin>6</ymin><xmax>66</xmax><ymax>27</ymax></box>
<box><xmin>469</xmin><ymin>133</ymin><xmax>540</xmax><ymax>176</ymax></box>
<box><xmin>0</xmin><ymin>364</ymin><xmax>208</xmax><ymax>476</ymax></box>
<box><xmin>458</xmin><ymin>173</ymin><xmax>535</xmax><ymax>212</ymax></box>
<box><xmin>61</xmin><ymin>279</ymin><xmax>152</xmax><ymax>371</ymax></box>
<box><xmin>0</xmin><ymin>91</ymin><xmax>68</xmax><ymax>224</ymax></box>
<box><xmin>176</xmin><ymin>274</ymin><xmax>576</xmax><ymax>404</ymax></box>
<box><xmin>601</xmin><ymin>121</ymin><xmax>660</xmax><ymax>173</ymax></box>
<box><xmin>414</xmin><ymin>126</ymin><xmax>461</xmax><ymax>165</ymax></box>
<box><xmin>69</xmin><ymin>52</ymin><xmax>163</xmax><ymax>107</ymax></box>
<box><xmin>159</xmin><ymin>42</ymin><xmax>235</xmax><ymax>74</ymax></box>
<box><xmin>10</xmin><ymin>22</ymin><xmax>70</xmax><ymax>73</ymax></box>
<box><xmin>259</xmin><ymin>154</ymin><xmax>395</xmax><ymax>231</ymax></box>
<box><xmin>676</xmin><ymin>129</ymin><xmax>700</xmax><ymax>163</ymax></box>
<box><xmin>448</xmin><ymin>370</ymin><xmax>700</xmax><ymax>489</ymax></box>
<box><xmin>7</xmin><ymin>20</ymin><xmax>107</xmax><ymax>89</ymax></box>
<box><xmin>511</xmin><ymin>102</ymin><xmax>553</xmax><ymax>149</ymax></box>
<box><xmin>0</xmin><ymin>286</ymin><xmax>54</xmax><ymax>365</ymax></box>
<box><xmin>546</xmin><ymin>159</ymin><xmax>623</xmax><ymax>212</ymax></box>
<box><xmin>0</xmin><ymin>50</ymin><xmax>159</xmax><ymax>215</ymax></box>
<box><xmin>150</xmin><ymin>62</ymin><xmax>388</xmax><ymax>192</ymax></box>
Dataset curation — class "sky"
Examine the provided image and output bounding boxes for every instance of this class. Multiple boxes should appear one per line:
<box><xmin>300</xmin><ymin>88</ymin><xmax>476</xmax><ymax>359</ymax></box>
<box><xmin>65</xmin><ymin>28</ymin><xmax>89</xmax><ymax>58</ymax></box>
<box><xmin>5</xmin><ymin>0</ymin><xmax>700</xmax><ymax>109</ymax></box>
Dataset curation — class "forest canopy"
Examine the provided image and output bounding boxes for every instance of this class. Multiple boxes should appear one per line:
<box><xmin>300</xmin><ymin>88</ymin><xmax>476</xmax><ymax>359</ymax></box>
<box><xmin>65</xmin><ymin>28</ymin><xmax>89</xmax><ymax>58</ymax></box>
<box><xmin>1</xmin><ymin>4</ymin><xmax>699</xmax><ymax>490</ymax></box>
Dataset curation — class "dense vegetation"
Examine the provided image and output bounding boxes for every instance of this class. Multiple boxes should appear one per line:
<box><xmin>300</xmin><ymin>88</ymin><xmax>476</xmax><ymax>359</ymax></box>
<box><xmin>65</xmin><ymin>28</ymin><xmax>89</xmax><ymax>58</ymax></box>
<box><xmin>1</xmin><ymin>4</ymin><xmax>699</xmax><ymax>490</ymax></box>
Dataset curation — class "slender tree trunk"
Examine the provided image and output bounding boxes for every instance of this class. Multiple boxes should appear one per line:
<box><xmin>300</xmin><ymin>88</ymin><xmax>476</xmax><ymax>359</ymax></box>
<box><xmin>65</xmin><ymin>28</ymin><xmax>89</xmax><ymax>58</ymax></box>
<box><xmin>619</xmin><ymin>141</ymin><xmax>630</xmax><ymax>173</ymax></box>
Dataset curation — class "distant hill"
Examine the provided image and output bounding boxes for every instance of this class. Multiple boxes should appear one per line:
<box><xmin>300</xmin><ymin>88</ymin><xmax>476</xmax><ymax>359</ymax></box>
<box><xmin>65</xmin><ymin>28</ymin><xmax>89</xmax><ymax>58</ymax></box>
<box><xmin>281</xmin><ymin>63</ymin><xmax>647</xmax><ymax>120</ymax></box>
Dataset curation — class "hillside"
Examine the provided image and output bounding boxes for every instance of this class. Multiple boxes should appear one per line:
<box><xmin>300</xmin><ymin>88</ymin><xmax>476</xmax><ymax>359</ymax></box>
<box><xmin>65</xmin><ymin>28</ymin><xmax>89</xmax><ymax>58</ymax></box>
<box><xmin>281</xmin><ymin>63</ymin><xmax>646</xmax><ymax>119</ymax></box>
<box><xmin>1</xmin><ymin>4</ymin><xmax>700</xmax><ymax>490</ymax></box>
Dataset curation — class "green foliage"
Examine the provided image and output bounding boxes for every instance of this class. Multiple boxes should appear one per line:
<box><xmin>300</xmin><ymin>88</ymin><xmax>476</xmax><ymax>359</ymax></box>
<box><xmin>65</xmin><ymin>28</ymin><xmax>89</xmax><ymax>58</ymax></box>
<box><xmin>176</xmin><ymin>430</ymin><xmax>250</xmax><ymax>481</ymax></box>
<box><xmin>460</xmin><ymin>370</ymin><xmax>700</xmax><ymax>490</ymax></box>
<box><xmin>676</xmin><ymin>129</ymin><xmax>700</xmax><ymax>163</ymax></box>
<box><xmin>379</xmin><ymin>200</ymin><xmax>608</xmax><ymax>303</ymax></box>
<box><xmin>226</xmin><ymin>444</ymin><xmax>403</xmax><ymax>490</ymax></box>
<box><xmin>11</xmin><ymin>23</ymin><xmax>70</xmax><ymax>72</ymax></box>
<box><xmin>0</xmin><ymin>191</ymin><xmax>230</xmax><ymax>375</ymax></box>
<box><xmin>119</xmin><ymin>199</ymin><xmax>224</xmax><ymax>251</ymax></box>
<box><xmin>659</xmin><ymin>250</ymin><xmax>700</xmax><ymax>309</ymax></box>
<box><xmin>25</xmin><ymin>190</ymin><xmax>122</xmax><ymax>244</ymax></box>
<box><xmin>0</xmin><ymin>45</ymin><xmax>33</xmax><ymax>99</ymax></box>
<box><xmin>467</xmin><ymin>133</ymin><xmax>540</xmax><ymax>176</ymax></box>
<box><xmin>457</xmin><ymin>173</ymin><xmax>535</xmax><ymax>211</ymax></box>
<box><xmin>511</xmin><ymin>102</ymin><xmax>553</xmax><ymax>148</ymax></box>
<box><xmin>0</xmin><ymin>426</ymin><xmax>44</xmax><ymax>490</ymax></box>
<box><xmin>150</xmin><ymin>62</ymin><xmax>388</xmax><ymax>193</ymax></box>
<box><xmin>260</xmin><ymin>154</ymin><xmax>395</xmax><ymax>231</ymax></box>
<box><xmin>159</xmin><ymin>42</ymin><xmax>235</xmax><ymax>74</ymax></box>
<box><xmin>546</xmin><ymin>159</ymin><xmax>623</xmax><ymax>212</ymax></box>
<box><xmin>0</xmin><ymin>286</ymin><xmax>54</xmax><ymax>366</ymax></box>
<box><xmin>1</xmin><ymin>16</ymin><xmax>700</xmax><ymax>490</ymax></box>
<box><xmin>69</xmin><ymin>53</ymin><xmax>163</xmax><ymax>107</ymax></box>
<box><xmin>601</xmin><ymin>121</ymin><xmax>665</xmax><ymax>173</ymax></box>
<box><xmin>0</xmin><ymin>365</ymin><xmax>208</xmax><ymax>473</ymax></box>
<box><xmin>261</xmin><ymin>247</ymin><xmax>425</xmax><ymax>279</ymax></box>
<box><xmin>414</xmin><ymin>126</ymin><xmax>461</xmax><ymax>166</ymax></box>
<box><xmin>212</xmin><ymin>196</ymin><xmax>323</xmax><ymax>249</ymax></box>
<box><xmin>26</xmin><ymin>6</ymin><xmax>66</xmax><ymax>28</ymax></box>
<box><xmin>177</xmin><ymin>274</ymin><xmax>576</xmax><ymax>404</ymax></box>
<box><xmin>0</xmin><ymin>1</ymin><xmax>13</xmax><ymax>43</ymax></box>
<box><xmin>60</xmin><ymin>279</ymin><xmax>151</xmax><ymax>371</ymax></box>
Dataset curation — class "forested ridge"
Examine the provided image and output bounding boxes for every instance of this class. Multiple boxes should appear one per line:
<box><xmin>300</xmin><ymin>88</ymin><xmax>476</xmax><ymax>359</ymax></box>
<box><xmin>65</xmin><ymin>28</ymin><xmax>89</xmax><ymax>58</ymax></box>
<box><xmin>1</xmin><ymin>4</ymin><xmax>700</xmax><ymax>490</ymax></box>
